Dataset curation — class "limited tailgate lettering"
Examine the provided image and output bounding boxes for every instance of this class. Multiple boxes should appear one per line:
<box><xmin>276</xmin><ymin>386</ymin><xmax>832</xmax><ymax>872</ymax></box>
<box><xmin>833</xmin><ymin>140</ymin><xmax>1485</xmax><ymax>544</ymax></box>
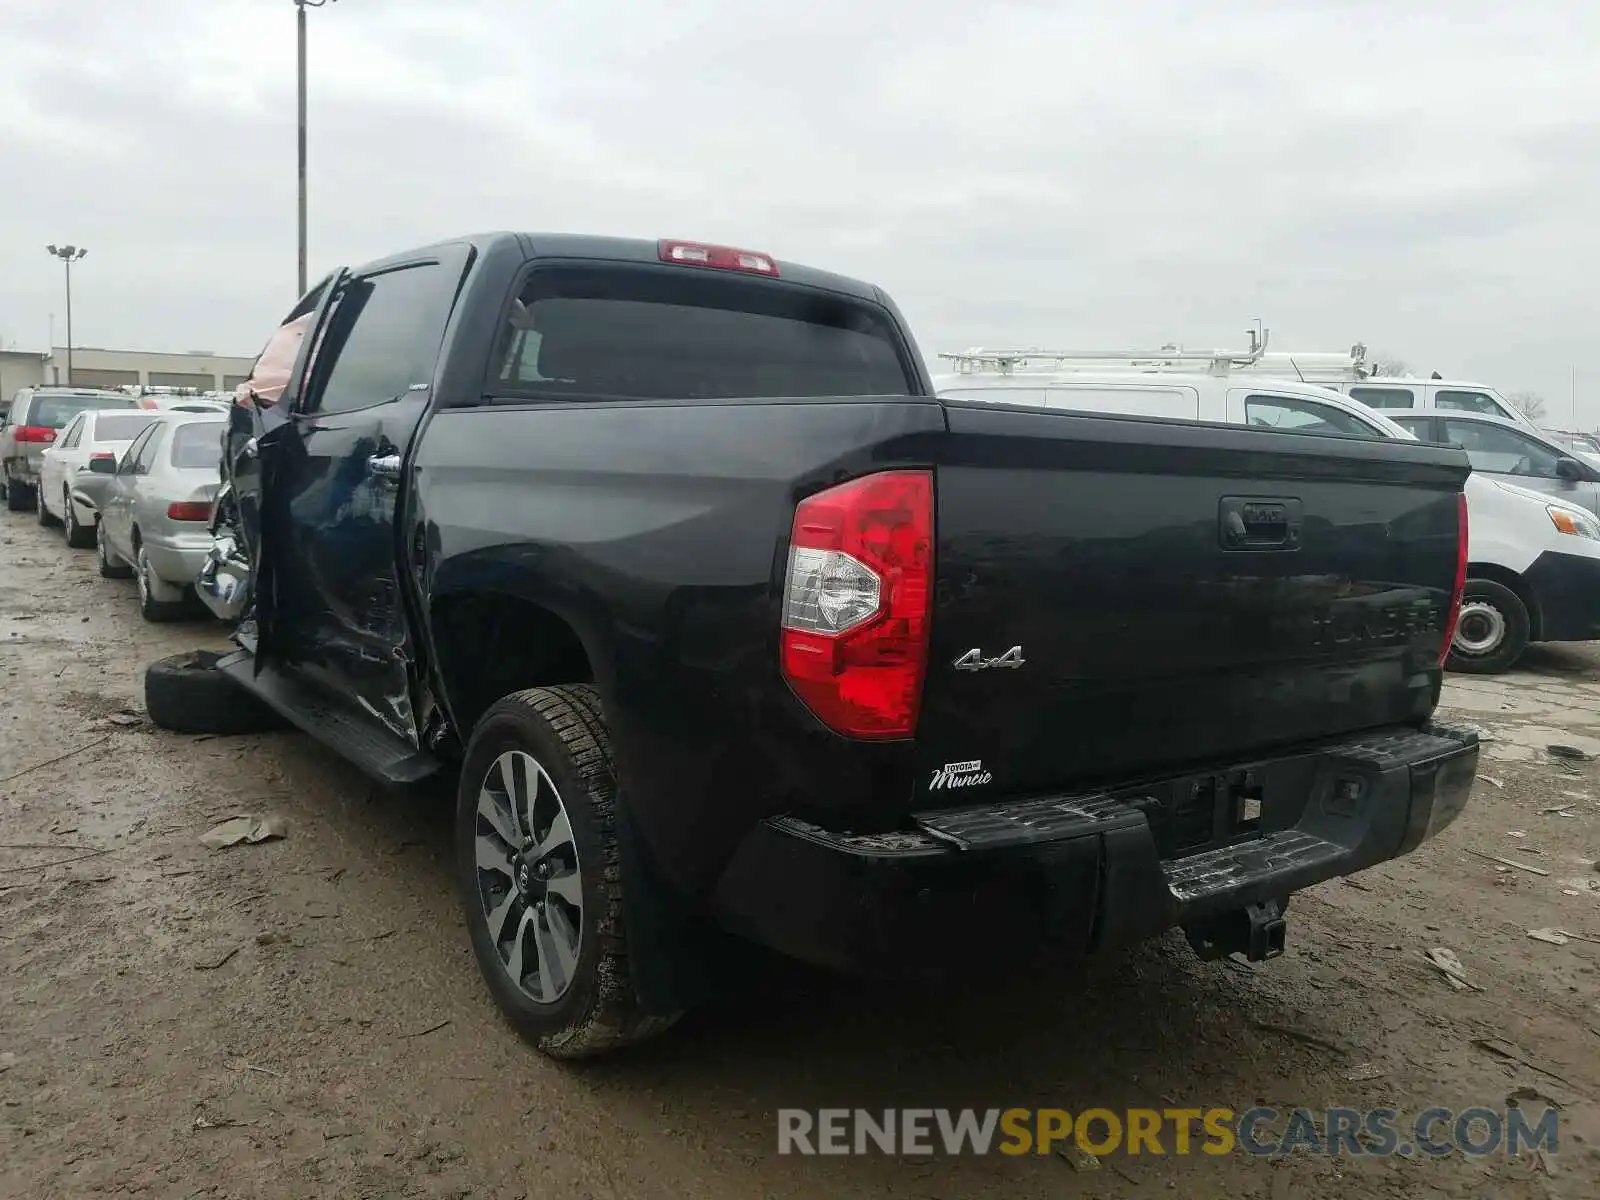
<box><xmin>1309</xmin><ymin>600</ymin><xmax>1441</xmax><ymax>650</ymax></box>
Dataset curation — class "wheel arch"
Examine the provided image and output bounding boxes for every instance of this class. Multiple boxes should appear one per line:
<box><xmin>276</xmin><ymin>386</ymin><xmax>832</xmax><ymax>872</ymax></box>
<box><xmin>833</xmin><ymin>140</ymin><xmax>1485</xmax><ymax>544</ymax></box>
<box><xmin>429</xmin><ymin>586</ymin><xmax>609</xmax><ymax>739</ymax></box>
<box><xmin>1465</xmin><ymin>561</ymin><xmax>1542</xmax><ymax>641</ymax></box>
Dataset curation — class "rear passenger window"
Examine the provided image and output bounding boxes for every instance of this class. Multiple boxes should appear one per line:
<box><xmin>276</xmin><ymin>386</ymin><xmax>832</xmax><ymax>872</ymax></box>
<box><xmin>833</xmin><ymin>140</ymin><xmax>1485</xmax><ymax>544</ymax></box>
<box><xmin>119</xmin><ymin>426</ymin><xmax>155</xmax><ymax>475</ymax></box>
<box><xmin>1349</xmin><ymin>386</ymin><xmax>1415</xmax><ymax>409</ymax></box>
<box><xmin>1245</xmin><ymin>395</ymin><xmax>1381</xmax><ymax>438</ymax></box>
<box><xmin>1435</xmin><ymin>390</ymin><xmax>1512</xmax><ymax>419</ymax></box>
<box><xmin>1391</xmin><ymin>417</ymin><xmax>1432</xmax><ymax>439</ymax></box>
<box><xmin>132</xmin><ymin>425</ymin><xmax>167</xmax><ymax>475</ymax></box>
<box><xmin>1441</xmin><ymin>419</ymin><xmax>1562</xmax><ymax>478</ymax></box>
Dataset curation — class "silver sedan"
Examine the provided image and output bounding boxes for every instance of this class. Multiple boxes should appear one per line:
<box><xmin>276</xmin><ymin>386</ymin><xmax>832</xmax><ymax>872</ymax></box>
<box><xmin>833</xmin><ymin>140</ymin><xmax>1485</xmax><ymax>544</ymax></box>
<box><xmin>93</xmin><ymin>414</ymin><xmax>226</xmax><ymax>622</ymax></box>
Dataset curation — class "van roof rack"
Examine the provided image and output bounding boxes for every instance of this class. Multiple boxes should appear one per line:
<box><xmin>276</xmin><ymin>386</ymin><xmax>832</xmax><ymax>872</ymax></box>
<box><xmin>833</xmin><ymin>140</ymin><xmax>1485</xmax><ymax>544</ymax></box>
<box><xmin>938</xmin><ymin>322</ymin><xmax>1277</xmax><ymax>377</ymax></box>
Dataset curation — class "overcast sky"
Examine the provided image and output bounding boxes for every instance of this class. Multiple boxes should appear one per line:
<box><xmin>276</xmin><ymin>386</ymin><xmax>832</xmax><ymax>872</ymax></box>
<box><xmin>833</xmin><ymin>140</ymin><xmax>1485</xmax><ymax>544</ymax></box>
<box><xmin>3</xmin><ymin>0</ymin><xmax>1597</xmax><ymax>423</ymax></box>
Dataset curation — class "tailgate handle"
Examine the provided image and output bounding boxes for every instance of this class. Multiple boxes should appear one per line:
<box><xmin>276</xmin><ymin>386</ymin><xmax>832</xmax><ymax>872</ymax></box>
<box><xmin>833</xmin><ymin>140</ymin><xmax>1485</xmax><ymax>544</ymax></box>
<box><xmin>1220</xmin><ymin>497</ymin><xmax>1302</xmax><ymax>550</ymax></box>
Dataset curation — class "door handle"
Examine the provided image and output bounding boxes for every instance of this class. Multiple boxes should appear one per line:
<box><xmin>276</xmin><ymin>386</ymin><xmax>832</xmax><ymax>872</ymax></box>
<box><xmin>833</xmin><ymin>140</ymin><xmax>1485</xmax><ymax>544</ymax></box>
<box><xmin>368</xmin><ymin>454</ymin><xmax>402</xmax><ymax>479</ymax></box>
<box><xmin>1219</xmin><ymin>496</ymin><xmax>1303</xmax><ymax>550</ymax></box>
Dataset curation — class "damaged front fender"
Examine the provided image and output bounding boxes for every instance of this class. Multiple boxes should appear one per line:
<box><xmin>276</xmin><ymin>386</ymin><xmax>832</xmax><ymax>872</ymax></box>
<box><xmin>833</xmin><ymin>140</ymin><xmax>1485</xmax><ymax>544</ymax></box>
<box><xmin>196</xmin><ymin>399</ymin><xmax>289</xmax><ymax>634</ymax></box>
<box><xmin>195</xmin><ymin>481</ymin><xmax>251</xmax><ymax>623</ymax></box>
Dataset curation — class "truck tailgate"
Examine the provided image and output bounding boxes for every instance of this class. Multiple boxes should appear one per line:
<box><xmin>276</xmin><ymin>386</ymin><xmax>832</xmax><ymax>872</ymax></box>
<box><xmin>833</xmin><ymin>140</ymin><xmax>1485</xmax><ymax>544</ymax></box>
<box><xmin>916</xmin><ymin>401</ymin><xmax>1469</xmax><ymax>805</ymax></box>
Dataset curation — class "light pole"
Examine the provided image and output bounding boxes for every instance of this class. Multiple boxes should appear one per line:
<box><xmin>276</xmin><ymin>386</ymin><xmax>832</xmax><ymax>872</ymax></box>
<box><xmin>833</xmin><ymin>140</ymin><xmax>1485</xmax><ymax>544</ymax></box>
<box><xmin>45</xmin><ymin>245</ymin><xmax>87</xmax><ymax>386</ymax></box>
<box><xmin>296</xmin><ymin>0</ymin><xmax>337</xmax><ymax>298</ymax></box>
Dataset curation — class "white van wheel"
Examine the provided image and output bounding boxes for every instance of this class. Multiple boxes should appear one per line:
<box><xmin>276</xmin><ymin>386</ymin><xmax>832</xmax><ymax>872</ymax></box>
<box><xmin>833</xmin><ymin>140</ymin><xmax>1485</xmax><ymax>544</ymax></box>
<box><xmin>1446</xmin><ymin>580</ymin><xmax>1529</xmax><ymax>675</ymax></box>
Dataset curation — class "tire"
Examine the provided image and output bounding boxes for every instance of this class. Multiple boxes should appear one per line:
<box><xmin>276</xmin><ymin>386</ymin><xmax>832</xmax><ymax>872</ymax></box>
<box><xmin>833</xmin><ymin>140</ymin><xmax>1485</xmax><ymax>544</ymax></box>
<box><xmin>136</xmin><ymin>544</ymin><xmax>190</xmax><ymax>622</ymax></box>
<box><xmin>456</xmin><ymin>685</ymin><xmax>680</xmax><ymax>1059</ymax></box>
<box><xmin>97</xmin><ymin>524</ymin><xmax>133</xmax><ymax>579</ymax></box>
<box><xmin>5</xmin><ymin>479</ymin><xmax>32</xmax><ymax>512</ymax></box>
<box><xmin>36</xmin><ymin>488</ymin><xmax>58</xmax><ymax>527</ymax></box>
<box><xmin>144</xmin><ymin>651</ymin><xmax>289</xmax><ymax>735</ymax></box>
<box><xmin>63</xmin><ymin>491</ymin><xmax>95</xmax><ymax>549</ymax></box>
<box><xmin>1446</xmin><ymin>578</ymin><xmax>1530</xmax><ymax>675</ymax></box>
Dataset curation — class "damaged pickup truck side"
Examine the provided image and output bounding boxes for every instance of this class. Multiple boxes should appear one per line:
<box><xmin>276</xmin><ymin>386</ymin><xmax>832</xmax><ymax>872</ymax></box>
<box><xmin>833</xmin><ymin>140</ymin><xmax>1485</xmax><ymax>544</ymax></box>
<box><xmin>153</xmin><ymin>232</ymin><xmax>1481</xmax><ymax>1058</ymax></box>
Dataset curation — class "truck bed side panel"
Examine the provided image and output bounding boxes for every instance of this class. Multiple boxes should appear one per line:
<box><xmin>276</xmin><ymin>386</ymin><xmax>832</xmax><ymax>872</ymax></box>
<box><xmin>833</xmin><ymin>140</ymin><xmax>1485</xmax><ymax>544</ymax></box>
<box><xmin>411</xmin><ymin>397</ymin><xmax>946</xmax><ymax>893</ymax></box>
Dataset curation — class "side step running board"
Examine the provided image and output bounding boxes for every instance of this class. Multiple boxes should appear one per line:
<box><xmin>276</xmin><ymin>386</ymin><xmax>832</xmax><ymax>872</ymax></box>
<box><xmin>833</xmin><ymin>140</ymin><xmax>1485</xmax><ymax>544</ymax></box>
<box><xmin>217</xmin><ymin>651</ymin><xmax>440</xmax><ymax>785</ymax></box>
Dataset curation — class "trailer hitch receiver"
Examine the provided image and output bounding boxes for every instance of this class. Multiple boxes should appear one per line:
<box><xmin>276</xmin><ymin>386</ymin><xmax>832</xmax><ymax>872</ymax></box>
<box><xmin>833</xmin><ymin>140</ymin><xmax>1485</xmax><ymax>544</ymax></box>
<box><xmin>1183</xmin><ymin>898</ymin><xmax>1287</xmax><ymax>962</ymax></box>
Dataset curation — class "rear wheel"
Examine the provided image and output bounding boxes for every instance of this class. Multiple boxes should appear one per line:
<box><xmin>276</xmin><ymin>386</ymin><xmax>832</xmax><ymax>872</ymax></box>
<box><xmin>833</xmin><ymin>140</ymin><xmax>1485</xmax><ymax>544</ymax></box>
<box><xmin>456</xmin><ymin>685</ymin><xmax>679</xmax><ymax>1059</ymax></box>
<box><xmin>137</xmin><ymin>544</ymin><xmax>190</xmax><ymax>622</ymax></box>
<box><xmin>97</xmin><ymin>523</ymin><xmax>133</xmax><ymax>579</ymax></box>
<box><xmin>1446</xmin><ymin>578</ymin><xmax>1529</xmax><ymax>675</ymax></box>
<box><xmin>5</xmin><ymin>478</ymin><xmax>32</xmax><ymax>512</ymax></box>
<box><xmin>35</xmin><ymin>487</ymin><xmax>56</xmax><ymax>526</ymax></box>
<box><xmin>63</xmin><ymin>490</ymin><xmax>95</xmax><ymax>548</ymax></box>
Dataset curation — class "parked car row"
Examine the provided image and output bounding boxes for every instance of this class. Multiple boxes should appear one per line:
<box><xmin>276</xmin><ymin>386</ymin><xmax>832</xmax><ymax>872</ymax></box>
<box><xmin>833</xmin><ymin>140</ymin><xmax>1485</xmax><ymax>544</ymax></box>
<box><xmin>0</xmin><ymin>385</ymin><xmax>226</xmax><ymax>623</ymax></box>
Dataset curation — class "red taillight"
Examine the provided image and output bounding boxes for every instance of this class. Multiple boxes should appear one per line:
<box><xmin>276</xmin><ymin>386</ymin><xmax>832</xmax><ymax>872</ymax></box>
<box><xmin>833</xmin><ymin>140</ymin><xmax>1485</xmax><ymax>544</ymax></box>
<box><xmin>658</xmin><ymin>239</ymin><xmax>779</xmax><ymax>277</ymax></box>
<box><xmin>779</xmin><ymin>470</ymin><xmax>933</xmax><ymax>739</ymax></box>
<box><xmin>166</xmin><ymin>501</ymin><xmax>212</xmax><ymax>522</ymax></box>
<box><xmin>1441</xmin><ymin>491</ymin><xmax>1469</xmax><ymax>666</ymax></box>
<box><xmin>14</xmin><ymin>426</ymin><xmax>55</xmax><ymax>443</ymax></box>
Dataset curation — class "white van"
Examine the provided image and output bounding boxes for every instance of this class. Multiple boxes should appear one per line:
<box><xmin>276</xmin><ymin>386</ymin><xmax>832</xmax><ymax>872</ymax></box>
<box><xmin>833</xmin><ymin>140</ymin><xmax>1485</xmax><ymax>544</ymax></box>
<box><xmin>931</xmin><ymin>371</ymin><xmax>1413</xmax><ymax>439</ymax></box>
<box><xmin>934</xmin><ymin>370</ymin><xmax>1600</xmax><ymax>674</ymax></box>
<box><xmin>1220</xmin><ymin>348</ymin><xmax>1534</xmax><ymax>428</ymax></box>
<box><xmin>939</xmin><ymin>340</ymin><xmax>1536</xmax><ymax>428</ymax></box>
<box><xmin>1309</xmin><ymin>377</ymin><xmax>1530</xmax><ymax>428</ymax></box>
<box><xmin>1456</xmin><ymin>474</ymin><xmax>1600</xmax><ymax>672</ymax></box>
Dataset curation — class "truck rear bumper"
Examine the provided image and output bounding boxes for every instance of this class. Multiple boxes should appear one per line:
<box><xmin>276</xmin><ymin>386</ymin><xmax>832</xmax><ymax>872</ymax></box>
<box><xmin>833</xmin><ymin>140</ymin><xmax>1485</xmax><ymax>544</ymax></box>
<box><xmin>711</xmin><ymin>722</ymin><xmax>1478</xmax><ymax>975</ymax></box>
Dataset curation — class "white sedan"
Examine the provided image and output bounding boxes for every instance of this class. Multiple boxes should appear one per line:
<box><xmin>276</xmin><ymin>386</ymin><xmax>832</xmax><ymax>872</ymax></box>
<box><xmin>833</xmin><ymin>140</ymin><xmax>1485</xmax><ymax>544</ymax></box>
<box><xmin>37</xmin><ymin>408</ymin><xmax>163</xmax><ymax>548</ymax></box>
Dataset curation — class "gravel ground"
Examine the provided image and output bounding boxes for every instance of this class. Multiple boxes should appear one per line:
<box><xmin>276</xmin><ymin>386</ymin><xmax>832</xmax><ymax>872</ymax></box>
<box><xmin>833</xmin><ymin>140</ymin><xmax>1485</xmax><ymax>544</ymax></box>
<box><xmin>2</xmin><ymin>511</ymin><xmax>1598</xmax><ymax>1199</ymax></box>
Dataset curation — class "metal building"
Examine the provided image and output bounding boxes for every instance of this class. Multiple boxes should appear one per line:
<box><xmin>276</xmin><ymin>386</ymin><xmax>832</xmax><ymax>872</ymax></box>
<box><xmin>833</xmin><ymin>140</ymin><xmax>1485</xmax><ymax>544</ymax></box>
<box><xmin>0</xmin><ymin>346</ymin><xmax>258</xmax><ymax>401</ymax></box>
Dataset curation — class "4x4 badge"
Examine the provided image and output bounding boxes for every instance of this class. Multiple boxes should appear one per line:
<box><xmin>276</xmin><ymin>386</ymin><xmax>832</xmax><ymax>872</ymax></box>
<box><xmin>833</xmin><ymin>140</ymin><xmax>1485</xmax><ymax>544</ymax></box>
<box><xmin>953</xmin><ymin>646</ymin><xmax>1025</xmax><ymax>671</ymax></box>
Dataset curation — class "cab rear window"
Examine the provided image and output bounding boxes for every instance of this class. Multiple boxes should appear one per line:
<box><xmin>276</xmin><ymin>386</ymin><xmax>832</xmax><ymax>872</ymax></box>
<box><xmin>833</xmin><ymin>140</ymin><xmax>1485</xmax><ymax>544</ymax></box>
<box><xmin>491</xmin><ymin>265</ymin><xmax>911</xmax><ymax>401</ymax></box>
<box><xmin>170</xmin><ymin>422</ymin><xmax>226</xmax><ymax>469</ymax></box>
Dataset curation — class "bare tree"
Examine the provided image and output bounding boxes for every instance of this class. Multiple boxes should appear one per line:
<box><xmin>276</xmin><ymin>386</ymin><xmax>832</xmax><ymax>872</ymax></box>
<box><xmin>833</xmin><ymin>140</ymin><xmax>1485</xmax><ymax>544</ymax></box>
<box><xmin>1368</xmin><ymin>355</ymin><xmax>1412</xmax><ymax>377</ymax></box>
<box><xmin>1507</xmin><ymin>391</ymin><xmax>1548</xmax><ymax>422</ymax></box>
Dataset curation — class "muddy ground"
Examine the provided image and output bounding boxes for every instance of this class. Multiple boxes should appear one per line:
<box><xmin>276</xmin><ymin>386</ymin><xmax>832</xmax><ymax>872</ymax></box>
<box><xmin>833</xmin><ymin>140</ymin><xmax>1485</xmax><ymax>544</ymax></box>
<box><xmin>1</xmin><ymin>511</ymin><xmax>1597</xmax><ymax>1200</ymax></box>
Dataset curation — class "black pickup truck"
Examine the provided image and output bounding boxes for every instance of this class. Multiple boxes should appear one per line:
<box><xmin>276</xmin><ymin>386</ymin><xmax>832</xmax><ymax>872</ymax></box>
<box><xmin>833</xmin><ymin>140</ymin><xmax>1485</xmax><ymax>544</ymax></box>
<box><xmin>148</xmin><ymin>232</ymin><xmax>1480</xmax><ymax>1058</ymax></box>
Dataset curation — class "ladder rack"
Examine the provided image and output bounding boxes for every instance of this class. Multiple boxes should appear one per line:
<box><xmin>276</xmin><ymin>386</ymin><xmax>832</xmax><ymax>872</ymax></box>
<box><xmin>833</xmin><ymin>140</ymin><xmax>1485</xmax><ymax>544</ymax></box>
<box><xmin>936</xmin><ymin>328</ymin><xmax>1378</xmax><ymax>382</ymax></box>
<box><xmin>938</xmin><ymin>323</ymin><xmax>1272</xmax><ymax>376</ymax></box>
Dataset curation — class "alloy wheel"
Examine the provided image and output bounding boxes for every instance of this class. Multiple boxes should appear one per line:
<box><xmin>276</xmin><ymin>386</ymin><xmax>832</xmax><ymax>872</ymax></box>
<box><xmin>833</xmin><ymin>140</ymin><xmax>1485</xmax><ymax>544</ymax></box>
<box><xmin>473</xmin><ymin>750</ymin><xmax>583</xmax><ymax>1004</ymax></box>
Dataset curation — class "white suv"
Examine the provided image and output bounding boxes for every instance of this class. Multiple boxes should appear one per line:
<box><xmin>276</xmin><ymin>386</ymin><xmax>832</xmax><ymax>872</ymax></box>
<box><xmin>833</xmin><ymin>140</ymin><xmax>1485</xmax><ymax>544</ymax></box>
<box><xmin>1</xmin><ymin>387</ymin><xmax>139</xmax><ymax>512</ymax></box>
